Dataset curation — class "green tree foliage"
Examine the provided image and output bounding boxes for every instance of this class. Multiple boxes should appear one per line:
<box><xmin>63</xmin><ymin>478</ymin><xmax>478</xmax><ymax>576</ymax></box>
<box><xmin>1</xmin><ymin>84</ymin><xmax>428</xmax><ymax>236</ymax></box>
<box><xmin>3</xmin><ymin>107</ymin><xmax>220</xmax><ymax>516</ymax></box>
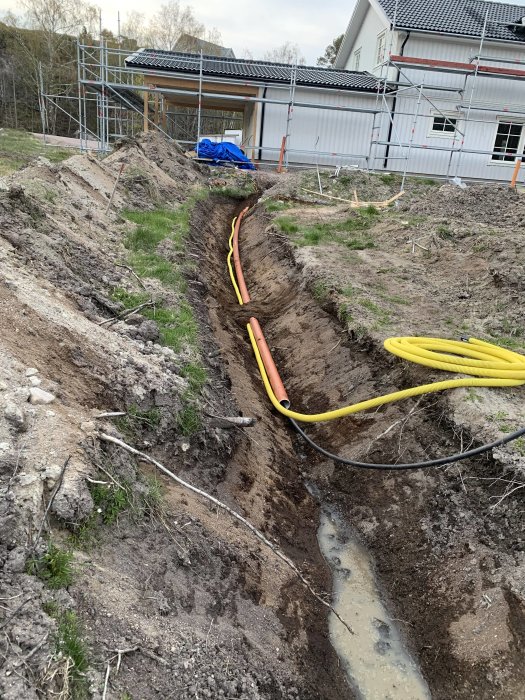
<box><xmin>317</xmin><ymin>34</ymin><xmax>344</xmax><ymax>67</ymax></box>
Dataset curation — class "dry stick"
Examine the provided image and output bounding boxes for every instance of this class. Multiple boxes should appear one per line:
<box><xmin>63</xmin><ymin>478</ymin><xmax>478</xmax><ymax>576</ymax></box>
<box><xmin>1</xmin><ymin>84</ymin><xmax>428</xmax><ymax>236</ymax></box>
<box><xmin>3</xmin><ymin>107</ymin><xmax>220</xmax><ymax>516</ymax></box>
<box><xmin>102</xmin><ymin>661</ymin><xmax>111</xmax><ymax>700</ymax></box>
<box><xmin>114</xmin><ymin>263</ymin><xmax>148</xmax><ymax>291</ymax></box>
<box><xmin>98</xmin><ymin>301</ymin><xmax>154</xmax><ymax>327</ymax></box>
<box><xmin>105</xmin><ymin>163</ymin><xmax>125</xmax><ymax>215</ymax></box>
<box><xmin>0</xmin><ymin>599</ymin><xmax>31</xmax><ymax>631</ymax></box>
<box><xmin>31</xmin><ymin>456</ymin><xmax>70</xmax><ymax>553</ymax></box>
<box><xmin>95</xmin><ymin>411</ymin><xmax>126</xmax><ymax>419</ymax></box>
<box><xmin>99</xmin><ymin>433</ymin><xmax>354</xmax><ymax>635</ymax></box>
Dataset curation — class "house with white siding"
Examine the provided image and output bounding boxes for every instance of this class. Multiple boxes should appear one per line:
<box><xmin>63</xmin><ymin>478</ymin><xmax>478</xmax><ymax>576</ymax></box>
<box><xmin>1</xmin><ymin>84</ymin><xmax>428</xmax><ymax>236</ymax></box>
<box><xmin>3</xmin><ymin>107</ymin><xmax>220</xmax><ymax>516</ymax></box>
<box><xmin>336</xmin><ymin>0</ymin><xmax>525</xmax><ymax>179</ymax></box>
<box><xmin>103</xmin><ymin>0</ymin><xmax>525</xmax><ymax>180</ymax></box>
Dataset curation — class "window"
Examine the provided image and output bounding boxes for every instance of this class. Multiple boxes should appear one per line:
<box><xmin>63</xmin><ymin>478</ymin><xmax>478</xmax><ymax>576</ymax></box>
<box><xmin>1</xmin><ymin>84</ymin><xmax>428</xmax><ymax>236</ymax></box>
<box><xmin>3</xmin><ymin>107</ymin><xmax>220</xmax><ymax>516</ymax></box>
<box><xmin>431</xmin><ymin>115</ymin><xmax>458</xmax><ymax>135</ymax></box>
<box><xmin>492</xmin><ymin>121</ymin><xmax>524</xmax><ymax>162</ymax></box>
<box><xmin>354</xmin><ymin>48</ymin><xmax>361</xmax><ymax>71</ymax></box>
<box><xmin>376</xmin><ymin>31</ymin><xmax>387</xmax><ymax>65</ymax></box>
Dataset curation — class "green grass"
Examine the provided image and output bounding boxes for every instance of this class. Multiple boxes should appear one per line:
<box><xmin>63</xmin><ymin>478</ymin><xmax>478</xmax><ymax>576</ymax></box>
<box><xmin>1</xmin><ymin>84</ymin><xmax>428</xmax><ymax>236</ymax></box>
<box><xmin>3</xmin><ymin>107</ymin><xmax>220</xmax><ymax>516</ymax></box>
<box><xmin>312</xmin><ymin>280</ymin><xmax>330</xmax><ymax>302</ymax></box>
<box><xmin>176</xmin><ymin>398</ymin><xmax>201</xmax><ymax>436</ymax></box>
<box><xmin>380</xmin><ymin>173</ymin><xmax>400</xmax><ymax>185</ymax></box>
<box><xmin>45</xmin><ymin>606</ymin><xmax>89</xmax><ymax>698</ymax></box>
<box><xmin>0</xmin><ymin>129</ymin><xmax>74</xmax><ymax>176</ymax></box>
<box><xmin>436</xmin><ymin>224</ymin><xmax>453</xmax><ymax>240</ymax></box>
<box><xmin>212</xmin><ymin>183</ymin><xmax>256</xmax><ymax>199</ymax></box>
<box><xmin>111</xmin><ymin>288</ymin><xmax>150</xmax><ymax>309</ymax></box>
<box><xmin>27</xmin><ymin>543</ymin><xmax>74</xmax><ymax>589</ymax></box>
<box><xmin>265</xmin><ymin>200</ymin><xmax>291</xmax><ymax>212</ymax></box>
<box><xmin>282</xmin><ymin>208</ymin><xmax>380</xmax><ymax>249</ymax></box>
<box><xmin>114</xmin><ymin>405</ymin><xmax>161</xmax><ymax>439</ymax></box>
<box><xmin>358</xmin><ymin>298</ymin><xmax>391</xmax><ymax>326</ymax></box>
<box><xmin>513</xmin><ymin>437</ymin><xmax>525</xmax><ymax>456</ymax></box>
<box><xmin>275</xmin><ymin>216</ymin><xmax>299</xmax><ymax>234</ymax></box>
<box><xmin>181</xmin><ymin>362</ymin><xmax>208</xmax><ymax>393</ymax></box>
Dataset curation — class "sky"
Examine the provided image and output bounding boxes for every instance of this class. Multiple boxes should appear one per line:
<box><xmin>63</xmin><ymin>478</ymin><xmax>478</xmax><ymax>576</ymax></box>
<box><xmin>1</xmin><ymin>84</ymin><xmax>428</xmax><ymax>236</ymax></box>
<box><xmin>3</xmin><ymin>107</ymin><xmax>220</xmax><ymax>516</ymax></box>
<box><xmin>0</xmin><ymin>0</ymin><xmax>520</xmax><ymax>64</ymax></box>
<box><xmin>0</xmin><ymin>0</ymin><xmax>351</xmax><ymax>64</ymax></box>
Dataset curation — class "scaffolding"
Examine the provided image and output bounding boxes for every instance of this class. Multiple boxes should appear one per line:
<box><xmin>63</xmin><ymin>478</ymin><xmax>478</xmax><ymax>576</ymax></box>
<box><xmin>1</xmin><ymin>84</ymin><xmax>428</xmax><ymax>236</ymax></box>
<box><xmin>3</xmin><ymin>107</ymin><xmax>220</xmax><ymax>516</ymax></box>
<box><xmin>40</xmin><ymin>32</ymin><xmax>525</xmax><ymax>183</ymax></box>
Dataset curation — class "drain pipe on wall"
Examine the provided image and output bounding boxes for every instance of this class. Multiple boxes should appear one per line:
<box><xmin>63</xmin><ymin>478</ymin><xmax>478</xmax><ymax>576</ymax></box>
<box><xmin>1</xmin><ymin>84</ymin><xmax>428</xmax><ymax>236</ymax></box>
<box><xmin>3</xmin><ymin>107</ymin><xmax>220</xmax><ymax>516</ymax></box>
<box><xmin>383</xmin><ymin>31</ymin><xmax>410</xmax><ymax>171</ymax></box>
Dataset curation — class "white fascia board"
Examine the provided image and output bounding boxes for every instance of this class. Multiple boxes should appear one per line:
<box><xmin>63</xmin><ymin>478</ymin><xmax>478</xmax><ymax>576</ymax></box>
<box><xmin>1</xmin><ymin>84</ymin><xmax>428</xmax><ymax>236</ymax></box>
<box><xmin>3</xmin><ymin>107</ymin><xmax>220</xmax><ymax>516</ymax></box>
<box><xmin>334</xmin><ymin>0</ymin><xmax>369</xmax><ymax>68</ymax></box>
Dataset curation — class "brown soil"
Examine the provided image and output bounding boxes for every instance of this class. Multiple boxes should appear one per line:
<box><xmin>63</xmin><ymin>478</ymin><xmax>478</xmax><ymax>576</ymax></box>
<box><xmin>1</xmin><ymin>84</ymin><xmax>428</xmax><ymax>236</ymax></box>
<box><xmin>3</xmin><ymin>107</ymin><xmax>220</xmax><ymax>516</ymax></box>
<box><xmin>1</xmin><ymin>135</ymin><xmax>524</xmax><ymax>700</ymax></box>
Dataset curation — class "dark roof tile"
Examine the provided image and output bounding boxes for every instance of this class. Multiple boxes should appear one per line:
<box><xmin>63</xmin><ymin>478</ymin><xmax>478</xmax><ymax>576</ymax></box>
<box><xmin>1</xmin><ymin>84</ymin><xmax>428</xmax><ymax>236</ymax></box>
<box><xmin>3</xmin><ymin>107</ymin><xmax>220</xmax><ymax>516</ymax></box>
<box><xmin>125</xmin><ymin>49</ymin><xmax>381</xmax><ymax>92</ymax></box>
<box><xmin>377</xmin><ymin>0</ymin><xmax>525</xmax><ymax>42</ymax></box>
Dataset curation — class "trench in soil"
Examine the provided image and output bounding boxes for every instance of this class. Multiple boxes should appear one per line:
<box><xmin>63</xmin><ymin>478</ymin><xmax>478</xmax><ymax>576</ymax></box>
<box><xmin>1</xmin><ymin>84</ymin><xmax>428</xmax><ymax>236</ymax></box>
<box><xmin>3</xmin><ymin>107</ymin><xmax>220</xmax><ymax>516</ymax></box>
<box><xmin>194</xmin><ymin>196</ymin><xmax>525</xmax><ymax>700</ymax></box>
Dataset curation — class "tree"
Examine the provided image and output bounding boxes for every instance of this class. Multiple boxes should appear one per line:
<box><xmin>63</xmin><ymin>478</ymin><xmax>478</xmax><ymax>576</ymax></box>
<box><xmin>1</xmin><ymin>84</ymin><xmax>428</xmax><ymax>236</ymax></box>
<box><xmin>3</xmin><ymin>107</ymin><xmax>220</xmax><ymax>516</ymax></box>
<box><xmin>317</xmin><ymin>34</ymin><xmax>343</xmax><ymax>66</ymax></box>
<box><xmin>263</xmin><ymin>41</ymin><xmax>305</xmax><ymax>65</ymax></box>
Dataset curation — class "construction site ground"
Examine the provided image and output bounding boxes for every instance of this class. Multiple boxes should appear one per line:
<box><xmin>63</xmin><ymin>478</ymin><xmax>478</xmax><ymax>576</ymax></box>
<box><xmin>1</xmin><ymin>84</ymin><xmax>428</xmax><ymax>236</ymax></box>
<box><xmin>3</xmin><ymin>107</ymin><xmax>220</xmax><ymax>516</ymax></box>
<box><xmin>0</xmin><ymin>131</ymin><xmax>524</xmax><ymax>700</ymax></box>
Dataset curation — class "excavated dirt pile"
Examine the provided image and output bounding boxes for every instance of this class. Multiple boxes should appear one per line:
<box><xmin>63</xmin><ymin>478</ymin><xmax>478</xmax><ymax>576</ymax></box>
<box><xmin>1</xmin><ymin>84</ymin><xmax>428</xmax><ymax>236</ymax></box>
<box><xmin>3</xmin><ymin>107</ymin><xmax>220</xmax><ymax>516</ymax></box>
<box><xmin>1</xmin><ymin>135</ymin><xmax>525</xmax><ymax>700</ymax></box>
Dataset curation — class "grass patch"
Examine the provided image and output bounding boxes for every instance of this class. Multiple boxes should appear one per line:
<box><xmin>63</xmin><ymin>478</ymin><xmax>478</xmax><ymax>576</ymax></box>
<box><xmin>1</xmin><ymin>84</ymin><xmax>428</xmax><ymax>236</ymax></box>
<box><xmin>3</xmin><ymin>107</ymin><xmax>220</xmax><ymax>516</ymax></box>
<box><xmin>114</xmin><ymin>405</ymin><xmax>161</xmax><ymax>439</ymax></box>
<box><xmin>380</xmin><ymin>173</ymin><xmax>400</xmax><ymax>185</ymax></box>
<box><xmin>312</xmin><ymin>280</ymin><xmax>330</xmax><ymax>303</ymax></box>
<box><xmin>44</xmin><ymin>605</ymin><xmax>89</xmax><ymax>698</ymax></box>
<box><xmin>358</xmin><ymin>298</ymin><xmax>390</xmax><ymax>325</ymax></box>
<box><xmin>265</xmin><ymin>200</ymin><xmax>291</xmax><ymax>212</ymax></box>
<box><xmin>0</xmin><ymin>129</ymin><xmax>74</xmax><ymax>176</ymax></box>
<box><xmin>436</xmin><ymin>224</ymin><xmax>453</xmax><ymax>240</ymax></box>
<box><xmin>27</xmin><ymin>543</ymin><xmax>74</xmax><ymax>589</ymax></box>
<box><xmin>181</xmin><ymin>362</ymin><xmax>208</xmax><ymax>393</ymax></box>
<box><xmin>70</xmin><ymin>464</ymin><xmax>165</xmax><ymax>548</ymax></box>
<box><xmin>212</xmin><ymin>183</ymin><xmax>256</xmax><ymax>199</ymax></box>
<box><xmin>338</xmin><ymin>302</ymin><xmax>353</xmax><ymax>324</ymax></box>
<box><xmin>176</xmin><ymin>397</ymin><xmax>201</xmax><ymax>436</ymax></box>
<box><xmin>293</xmin><ymin>209</ymin><xmax>379</xmax><ymax>248</ymax></box>
<box><xmin>513</xmin><ymin>437</ymin><xmax>525</xmax><ymax>456</ymax></box>
<box><xmin>276</xmin><ymin>216</ymin><xmax>299</xmax><ymax>234</ymax></box>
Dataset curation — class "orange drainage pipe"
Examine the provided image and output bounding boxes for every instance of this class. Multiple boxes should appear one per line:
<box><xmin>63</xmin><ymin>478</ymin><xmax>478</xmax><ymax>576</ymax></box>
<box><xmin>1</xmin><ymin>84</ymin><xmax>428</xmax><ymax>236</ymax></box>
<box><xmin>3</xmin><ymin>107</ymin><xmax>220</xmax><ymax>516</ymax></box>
<box><xmin>248</xmin><ymin>317</ymin><xmax>290</xmax><ymax>407</ymax></box>
<box><xmin>232</xmin><ymin>206</ymin><xmax>251</xmax><ymax>303</ymax></box>
<box><xmin>510</xmin><ymin>158</ymin><xmax>522</xmax><ymax>188</ymax></box>
<box><xmin>277</xmin><ymin>136</ymin><xmax>286</xmax><ymax>173</ymax></box>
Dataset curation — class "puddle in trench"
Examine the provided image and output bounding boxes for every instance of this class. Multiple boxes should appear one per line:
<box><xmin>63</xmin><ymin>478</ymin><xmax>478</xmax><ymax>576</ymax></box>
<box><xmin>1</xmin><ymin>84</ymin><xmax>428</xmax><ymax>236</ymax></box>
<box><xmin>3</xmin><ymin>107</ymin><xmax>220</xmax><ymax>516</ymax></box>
<box><xmin>318</xmin><ymin>509</ymin><xmax>431</xmax><ymax>700</ymax></box>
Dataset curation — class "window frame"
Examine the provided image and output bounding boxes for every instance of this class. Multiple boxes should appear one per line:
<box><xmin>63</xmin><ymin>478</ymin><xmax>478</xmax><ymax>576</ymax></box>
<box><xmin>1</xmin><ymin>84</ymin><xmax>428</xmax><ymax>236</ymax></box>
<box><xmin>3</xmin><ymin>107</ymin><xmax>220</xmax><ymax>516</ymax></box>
<box><xmin>375</xmin><ymin>31</ymin><xmax>387</xmax><ymax>67</ymax></box>
<box><xmin>353</xmin><ymin>47</ymin><xmax>361</xmax><ymax>71</ymax></box>
<box><xmin>490</xmin><ymin>119</ymin><xmax>525</xmax><ymax>165</ymax></box>
<box><xmin>428</xmin><ymin>112</ymin><xmax>461</xmax><ymax>139</ymax></box>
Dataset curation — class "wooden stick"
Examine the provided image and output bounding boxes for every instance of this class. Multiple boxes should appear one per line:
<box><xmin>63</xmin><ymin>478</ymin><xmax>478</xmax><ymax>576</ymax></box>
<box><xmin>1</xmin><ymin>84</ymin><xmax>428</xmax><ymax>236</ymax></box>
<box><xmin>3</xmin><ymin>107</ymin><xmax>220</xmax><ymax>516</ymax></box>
<box><xmin>105</xmin><ymin>163</ymin><xmax>125</xmax><ymax>215</ymax></box>
<box><xmin>302</xmin><ymin>188</ymin><xmax>405</xmax><ymax>208</ymax></box>
<box><xmin>99</xmin><ymin>432</ymin><xmax>353</xmax><ymax>635</ymax></box>
<box><xmin>206</xmin><ymin>415</ymin><xmax>256</xmax><ymax>428</ymax></box>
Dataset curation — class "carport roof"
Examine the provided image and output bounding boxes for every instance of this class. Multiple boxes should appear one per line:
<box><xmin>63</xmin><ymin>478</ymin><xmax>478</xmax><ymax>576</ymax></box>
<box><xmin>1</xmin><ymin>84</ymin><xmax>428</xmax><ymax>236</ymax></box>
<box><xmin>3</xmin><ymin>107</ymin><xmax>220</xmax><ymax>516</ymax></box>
<box><xmin>125</xmin><ymin>49</ymin><xmax>382</xmax><ymax>92</ymax></box>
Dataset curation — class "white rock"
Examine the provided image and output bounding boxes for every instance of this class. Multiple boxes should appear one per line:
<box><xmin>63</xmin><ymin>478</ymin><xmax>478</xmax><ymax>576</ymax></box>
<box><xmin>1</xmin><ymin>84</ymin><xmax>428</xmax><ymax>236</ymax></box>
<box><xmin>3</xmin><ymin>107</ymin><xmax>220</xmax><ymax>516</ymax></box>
<box><xmin>181</xmin><ymin>441</ymin><xmax>190</xmax><ymax>452</ymax></box>
<box><xmin>18</xmin><ymin>473</ymin><xmax>38</xmax><ymax>486</ymax></box>
<box><xmin>29</xmin><ymin>376</ymin><xmax>41</xmax><ymax>387</ymax></box>
<box><xmin>29</xmin><ymin>388</ymin><xmax>56</xmax><ymax>405</ymax></box>
<box><xmin>0</xmin><ymin>381</ymin><xmax>8</xmax><ymax>391</ymax></box>
<box><xmin>46</xmin><ymin>410</ymin><xmax>56</xmax><ymax>417</ymax></box>
<box><xmin>0</xmin><ymin>442</ymin><xmax>11</xmax><ymax>453</ymax></box>
<box><xmin>4</xmin><ymin>403</ymin><xmax>27</xmax><ymax>431</ymax></box>
<box><xmin>80</xmin><ymin>421</ymin><xmax>95</xmax><ymax>433</ymax></box>
<box><xmin>25</xmin><ymin>368</ymin><xmax>39</xmax><ymax>377</ymax></box>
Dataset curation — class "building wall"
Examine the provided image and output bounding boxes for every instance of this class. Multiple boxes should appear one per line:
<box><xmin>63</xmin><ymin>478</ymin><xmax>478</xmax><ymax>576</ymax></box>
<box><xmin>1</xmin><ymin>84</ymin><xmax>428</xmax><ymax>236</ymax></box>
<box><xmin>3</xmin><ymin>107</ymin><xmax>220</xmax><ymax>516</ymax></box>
<box><xmin>384</xmin><ymin>34</ymin><xmax>525</xmax><ymax>180</ymax></box>
<box><xmin>259</xmin><ymin>86</ymin><xmax>388</xmax><ymax>167</ymax></box>
<box><xmin>342</xmin><ymin>4</ymin><xmax>390</xmax><ymax>74</ymax></box>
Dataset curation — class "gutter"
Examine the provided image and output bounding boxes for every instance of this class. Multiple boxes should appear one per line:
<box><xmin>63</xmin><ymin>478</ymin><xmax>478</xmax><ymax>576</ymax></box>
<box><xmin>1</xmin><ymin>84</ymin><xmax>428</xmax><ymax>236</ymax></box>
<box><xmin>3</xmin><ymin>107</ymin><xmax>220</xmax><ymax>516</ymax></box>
<box><xmin>383</xmin><ymin>31</ymin><xmax>410</xmax><ymax>170</ymax></box>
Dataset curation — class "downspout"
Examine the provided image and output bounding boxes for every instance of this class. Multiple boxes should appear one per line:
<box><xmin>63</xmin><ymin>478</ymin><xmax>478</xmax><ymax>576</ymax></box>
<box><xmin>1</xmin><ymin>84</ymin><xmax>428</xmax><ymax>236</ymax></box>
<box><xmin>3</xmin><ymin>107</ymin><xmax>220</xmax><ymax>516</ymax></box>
<box><xmin>383</xmin><ymin>31</ymin><xmax>410</xmax><ymax>169</ymax></box>
<box><xmin>258</xmin><ymin>86</ymin><xmax>267</xmax><ymax>160</ymax></box>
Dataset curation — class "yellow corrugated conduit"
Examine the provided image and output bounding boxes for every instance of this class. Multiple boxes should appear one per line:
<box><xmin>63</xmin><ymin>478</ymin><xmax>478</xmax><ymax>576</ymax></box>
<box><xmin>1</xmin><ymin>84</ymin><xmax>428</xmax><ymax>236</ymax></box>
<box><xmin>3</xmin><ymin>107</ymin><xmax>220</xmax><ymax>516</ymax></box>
<box><xmin>230</xmin><ymin>212</ymin><xmax>525</xmax><ymax>469</ymax></box>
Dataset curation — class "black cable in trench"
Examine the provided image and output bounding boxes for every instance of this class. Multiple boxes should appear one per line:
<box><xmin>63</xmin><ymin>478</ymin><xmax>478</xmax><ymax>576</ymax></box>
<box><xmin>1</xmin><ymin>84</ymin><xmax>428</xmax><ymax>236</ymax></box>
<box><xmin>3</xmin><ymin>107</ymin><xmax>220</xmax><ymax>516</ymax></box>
<box><xmin>289</xmin><ymin>417</ymin><xmax>525</xmax><ymax>471</ymax></box>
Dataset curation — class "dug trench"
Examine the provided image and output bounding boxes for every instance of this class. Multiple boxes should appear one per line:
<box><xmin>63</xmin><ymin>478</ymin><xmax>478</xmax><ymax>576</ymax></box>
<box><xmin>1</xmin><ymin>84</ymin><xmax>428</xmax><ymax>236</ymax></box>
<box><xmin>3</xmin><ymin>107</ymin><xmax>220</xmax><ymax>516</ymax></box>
<box><xmin>196</xmin><ymin>195</ymin><xmax>525</xmax><ymax>700</ymax></box>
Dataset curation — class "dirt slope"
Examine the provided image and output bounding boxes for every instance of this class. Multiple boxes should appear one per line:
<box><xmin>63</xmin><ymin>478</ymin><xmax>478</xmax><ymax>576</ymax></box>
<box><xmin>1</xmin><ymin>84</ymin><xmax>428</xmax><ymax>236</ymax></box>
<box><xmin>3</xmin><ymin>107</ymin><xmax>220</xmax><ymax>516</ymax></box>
<box><xmin>1</xmin><ymin>136</ymin><xmax>525</xmax><ymax>700</ymax></box>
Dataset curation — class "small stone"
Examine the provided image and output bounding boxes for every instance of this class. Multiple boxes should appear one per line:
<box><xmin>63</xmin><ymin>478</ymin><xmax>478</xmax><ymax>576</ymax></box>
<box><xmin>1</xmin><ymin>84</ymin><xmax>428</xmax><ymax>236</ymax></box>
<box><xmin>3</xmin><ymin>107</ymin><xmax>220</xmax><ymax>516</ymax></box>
<box><xmin>181</xmin><ymin>442</ymin><xmax>190</xmax><ymax>452</ymax></box>
<box><xmin>80</xmin><ymin>421</ymin><xmax>95</xmax><ymax>433</ymax></box>
<box><xmin>46</xmin><ymin>410</ymin><xmax>56</xmax><ymax>417</ymax></box>
<box><xmin>29</xmin><ymin>388</ymin><xmax>56</xmax><ymax>405</ymax></box>
<box><xmin>29</xmin><ymin>376</ymin><xmax>41</xmax><ymax>387</ymax></box>
<box><xmin>0</xmin><ymin>442</ymin><xmax>11</xmax><ymax>453</ymax></box>
<box><xmin>4</xmin><ymin>402</ymin><xmax>27</xmax><ymax>432</ymax></box>
<box><xmin>25</xmin><ymin>368</ymin><xmax>39</xmax><ymax>377</ymax></box>
<box><xmin>0</xmin><ymin>381</ymin><xmax>8</xmax><ymax>391</ymax></box>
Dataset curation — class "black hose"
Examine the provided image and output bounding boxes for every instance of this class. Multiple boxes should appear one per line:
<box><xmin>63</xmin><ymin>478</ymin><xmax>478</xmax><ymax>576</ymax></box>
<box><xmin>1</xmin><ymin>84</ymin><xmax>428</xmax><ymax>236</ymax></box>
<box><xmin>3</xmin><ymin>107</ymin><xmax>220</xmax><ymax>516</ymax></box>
<box><xmin>289</xmin><ymin>417</ymin><xmax>525</xmax><ymax>471</ymax></box>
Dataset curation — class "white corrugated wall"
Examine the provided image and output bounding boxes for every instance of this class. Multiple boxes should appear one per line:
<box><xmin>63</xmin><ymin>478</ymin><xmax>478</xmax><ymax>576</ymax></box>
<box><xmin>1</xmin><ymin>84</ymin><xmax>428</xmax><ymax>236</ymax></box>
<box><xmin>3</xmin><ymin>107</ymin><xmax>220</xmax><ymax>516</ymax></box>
<box><xmin>259</xmin><ymin>86</ymin><xmax>388</xmax><ymax>167</ymax></box>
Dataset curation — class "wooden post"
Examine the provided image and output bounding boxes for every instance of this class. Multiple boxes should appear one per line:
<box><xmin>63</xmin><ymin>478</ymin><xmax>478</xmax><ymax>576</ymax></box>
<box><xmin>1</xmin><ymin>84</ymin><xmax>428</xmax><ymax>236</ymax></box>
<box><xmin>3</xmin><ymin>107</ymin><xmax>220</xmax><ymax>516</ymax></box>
<box><xmin>154</xmin><ymin>90</ymin><xmax>159</xmax><ymax>126</ymax></box>
<box><xmin>143</xmin><ymin>90</ymin><xmax>149</xmax><ymax>132</ymax></box>
<box><xmin>510</xmin><ymin>157</ymin><xmax>522</xmax><ymax>188</ymax></box>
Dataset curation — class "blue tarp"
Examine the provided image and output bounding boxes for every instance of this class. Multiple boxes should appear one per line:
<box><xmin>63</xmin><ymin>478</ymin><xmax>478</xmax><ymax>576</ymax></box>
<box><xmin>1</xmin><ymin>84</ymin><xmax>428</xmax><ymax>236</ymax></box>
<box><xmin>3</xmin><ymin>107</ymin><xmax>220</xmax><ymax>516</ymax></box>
<box><xmin>195</xmin><ymin>139</ymin><xmax>255</xmax><ymax>170</ymax></box>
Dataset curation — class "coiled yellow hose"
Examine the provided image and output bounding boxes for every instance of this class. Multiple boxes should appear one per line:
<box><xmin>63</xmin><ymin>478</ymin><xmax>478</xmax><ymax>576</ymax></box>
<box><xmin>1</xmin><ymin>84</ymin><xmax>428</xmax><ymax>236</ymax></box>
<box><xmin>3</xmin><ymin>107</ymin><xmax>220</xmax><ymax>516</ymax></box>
<box><xmin>247</xmin><ymin>325</ymin><xmax>525</xmax><ymax>423</ymax></box>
